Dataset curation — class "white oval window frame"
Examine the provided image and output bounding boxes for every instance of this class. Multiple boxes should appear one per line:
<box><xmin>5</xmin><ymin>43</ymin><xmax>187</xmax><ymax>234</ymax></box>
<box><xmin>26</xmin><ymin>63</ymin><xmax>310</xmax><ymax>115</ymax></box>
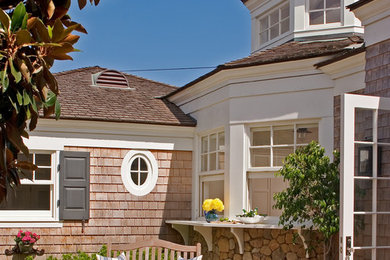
<box><xmin>121</xmin><ymin>150</ymin><xmax>158</xmax><ymax>196</ymax></box>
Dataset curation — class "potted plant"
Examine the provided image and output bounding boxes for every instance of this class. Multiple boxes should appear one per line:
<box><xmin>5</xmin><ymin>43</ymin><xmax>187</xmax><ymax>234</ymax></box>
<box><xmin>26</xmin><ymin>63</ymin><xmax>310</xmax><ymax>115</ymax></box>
<box><xmin>202</xmin><ymin>198</ymin><xmax>224</xmax><ymax>223</ymax></box>
<box><xmin>236</xmin><ymin>208</ymin><xmax>266</xmax><ymax>224</ymax></box>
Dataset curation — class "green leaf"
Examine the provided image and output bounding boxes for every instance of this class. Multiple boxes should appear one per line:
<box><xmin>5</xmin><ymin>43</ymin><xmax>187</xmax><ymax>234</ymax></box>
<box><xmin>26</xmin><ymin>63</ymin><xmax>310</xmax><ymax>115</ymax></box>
<box><xmin>55</xmin><ymin>99</ymin><xmax>61</xmax><ymax>120</ymax></box>
<box><xmin>16</xmin><ymin>91</ymin><xmax>23</xmax><ymax>105</ymax></box>
<box><xmin>21</xmin><ymin>13</ymin><xmax>28</xmax><ymax>30</ymax></box>
<box><xmin>0</xmin><ymin>69</ymin><xmax>9</xmax><ymax>93</ymax></box>
<box><xmin>11</xmin><ymin>2</ymin><xmax>27</xmax><ymax>32</ymax></box>
<box><xmin>47</xmin><ymin>25</ymin><xmax>53</xmax><ymax>39</ymax></box>
<box><xmin>45</xmin><ymin>90</ymin><xmax>57</xmax><ymax>107</ymax></box>
<box><xmin>16</xmin><ymin>29</ymin><xmax>32</xmax><ymax>45</ymax></box>
<box><xmin>9</xmin><ymin>58</ymin><xmax>22</xmax><ymax>83</ymax></box>
<box><xmin>23</xmin><ymin>89</ymin><xmax>31</xmax><ymax>106</ymax></box>
<box><xmin>0</xmin><ymin>8</ymin><xmax>10</xmax><ymax>33</ymax></box>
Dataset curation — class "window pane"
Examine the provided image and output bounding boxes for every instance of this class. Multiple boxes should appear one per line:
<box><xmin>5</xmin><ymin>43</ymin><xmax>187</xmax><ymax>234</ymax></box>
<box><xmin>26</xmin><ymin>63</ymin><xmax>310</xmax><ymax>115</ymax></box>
<box><xmin>270</xmin><ymin>10</ymin><xmax>279</xmax><ymax>25</ymax></box>
<box><xmin>218</xmin><ymin>132</ymin><xmax>225</xmax><ymax>149</ymax></box>
<box><xmin>273</xmin><ymin>147</ymin><xmax>294</xmax><ymax>166</ymax></box>
<box><xmin>0</xmin><ymin>185</ymin><xmax>50</xmax><ymax>210</ymax></box>
<box><xmin>131</xmin><ymin>172</ymin><xmax>139</xmax><ymax>185</ymax></box>
<box><xmin>273</xmin><ymin>126</ymin><xmax>294</xmax><ymax>145</ymax></box>
<box><xmin>35</xmin><ymin>168</ymin><xmax>51</xmax><ymax>180</ymax></box>
<box><xmin>201</xmin><ymin>136</ymin><xmax>208</xmax><ymax>153</ymax></box>
<box><xmin>252</xmin><ymin>128</ymin><xmax>271</xmax><ymax>146</ymax></box>
<box><xmin>326</xmin><ymin>9</ymin><xmax>340</xmax><ymax>23</ymax></box>
<box><xmin>35</xmin><ymin>154</ymin><xmax>51</xmax><ymax>166</ymax></box>
<box><xmin>281</xmin><ymin>4</ymin><xmax>289</xmax><ymax>19</ymax></box>
<box><xmin>251</xmin><ymin>148</ymin><xmax>271</xmax><ymax>167</ymax></box>
<box><xmin>310</xmin><ymin>11</ymin><xmax>324</xmax><ymax>25</ymax></box>
<box><xmin>131</xmin><ymin>158</ymin><xmax>139</xmax><ymax>171</ymax></box>
<box><xmin>140</xmin><ymin>158</ymin><xmax>147</xmax><ymax>171</ymax></box>
<box><xmin>209</xmin><ymin>152</ymin><xmax>217</xmax><ymax>171</ymax></box>
<box><xmin>20</xmin><ymin>169</ymin><xmax>33</xmax><ymax>180</ymax></box>
<box><xmin>296</xmin><ymin>124</ymin><xmax>318</xmax><ymax>144</ymax></box>
<box><xmin>270</xmin><ymin>178</ymin><xmax>288</xmax><ymax>216</ymax></box>
<box><xmin>140</xmin><ymin>172</ymin><xmax>148</xmax><ymax>185</ymax></box>
<box><xmin>309</xmin><ymin>0</ymin><xmax>324</xmax><ymax>10</ymax></box>
<box><xmin>218</xmin><ymin>152</ymin><xmax>225</xmax><ymax>170</ymax></box>
<box><xmin>281</xmin><ymin>19</ymin><xmax>289</xmax><ymax>34</ymax></box>
<box><xmin>249</xmin><ymin>178</ymin><xmax>269</xmax><ymax>215</ymax></box>
<box><xmin>210</xmin><ymin>134</ymin><xmax>217</xmax><ymax>152</ymax></box>
<box><xmin>260</xmin><ymin>31</ymin><xmax>269</xmax><ymax>45</ymax></box>
<box><xmin>260</xmin><ymin>17</ymin><xmax>269</xmax><ymax>32</ymax></box>
<box><xmin>326</xmin><ymin>0</ymin><xmax>340</xmax><ymax>8</ymax></box>
<box><xmin>202</xmin><ymin>179</ymin><xmax>224</xmax><ymax>212</ymax></box>
<box><xmin>201</xmin><ymin>154</ymin><xmax>208</xmax><ymax>172</ymax></box>
<box><xmin>270</xmin><ymin>24</ymin><xmax>279</xmax><ymax>40</ymax></box>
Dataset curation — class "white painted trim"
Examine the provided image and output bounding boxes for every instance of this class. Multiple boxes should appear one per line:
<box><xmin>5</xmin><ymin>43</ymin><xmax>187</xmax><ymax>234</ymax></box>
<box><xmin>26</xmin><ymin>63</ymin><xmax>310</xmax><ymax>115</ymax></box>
<box><xmin>0</xmin><ymin>222</ymin><xmax>63</xmax><ymax>228</ymax></box>
<box><xmin>121</xmin><ymin>150</ymin><xmax>159</xmax><ymax>196</ymax></box>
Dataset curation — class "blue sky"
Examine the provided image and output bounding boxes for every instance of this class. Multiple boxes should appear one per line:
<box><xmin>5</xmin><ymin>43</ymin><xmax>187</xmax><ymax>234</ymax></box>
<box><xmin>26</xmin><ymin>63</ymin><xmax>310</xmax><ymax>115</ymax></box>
<box><xmin>51</xmin><ymin>0</ymin><xmax>251</xmax><ymax>87</ymax></box>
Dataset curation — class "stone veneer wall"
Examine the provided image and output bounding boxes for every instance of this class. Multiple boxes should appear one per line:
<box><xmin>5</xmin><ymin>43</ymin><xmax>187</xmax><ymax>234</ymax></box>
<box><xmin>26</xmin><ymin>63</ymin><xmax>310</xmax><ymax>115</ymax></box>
<box><xmin>191</xmin><ymin>228</ymin><xmax>325</xmax><ymax>260</ymax></box>
<box><xmin>0</xmin><ymin>147</ymin><xmax>192</xmax><ymax>259</ymax></box>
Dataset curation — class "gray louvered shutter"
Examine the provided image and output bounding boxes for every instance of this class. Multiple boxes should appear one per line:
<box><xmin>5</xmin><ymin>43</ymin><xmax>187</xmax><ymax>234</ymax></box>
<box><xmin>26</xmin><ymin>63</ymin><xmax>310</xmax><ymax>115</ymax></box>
<box><xmin>59</xmin><ymin>151</ymin><xmax>90</xmax><ymax>220</ymax></box>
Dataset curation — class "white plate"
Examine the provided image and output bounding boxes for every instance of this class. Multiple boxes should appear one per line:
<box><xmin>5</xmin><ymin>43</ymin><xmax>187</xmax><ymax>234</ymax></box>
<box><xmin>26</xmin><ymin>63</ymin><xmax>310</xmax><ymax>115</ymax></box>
<box><xmin>236</xmin><ymin>215</ymin><xmax>265</xmax><ymax>224</ymax></box>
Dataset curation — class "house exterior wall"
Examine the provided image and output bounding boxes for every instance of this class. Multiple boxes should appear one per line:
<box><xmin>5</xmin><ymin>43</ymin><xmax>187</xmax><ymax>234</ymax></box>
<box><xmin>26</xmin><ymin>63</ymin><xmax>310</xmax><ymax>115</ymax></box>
<box><xmin>0</xmin><ymin>147</ymin><xmax>192</xmax><ymax>258</ymax></box>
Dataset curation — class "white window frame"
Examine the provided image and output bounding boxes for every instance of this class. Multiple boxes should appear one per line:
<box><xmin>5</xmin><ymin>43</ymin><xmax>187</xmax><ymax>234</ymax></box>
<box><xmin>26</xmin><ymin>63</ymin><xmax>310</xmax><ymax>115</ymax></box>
<box><xmin>200</xmin><ymin>131</ymin><xmax>225</xmax><ymax>174</ymax></box>
<box><xmin>258</xmin><ymin>2</ymin><xmax>290</xmax><ymax>47</ymax></box>
<box><xmin>247</xmin><ymin>121</ymin><xmax>319</xmax><ymax>216</ymax></box>
<box><xmin>306</xmin><ymin>0</ymin><xmax>342</xmax><ymax>28</ymax></box>
<box><xmin>0</xmin><ymin>150</ymin><xmax>60</xmax><ymax>223</ymax></box>
<box><xmin>121</xmin><ymin>150</ymin><xmax>158</xmax><ymax>196</ymax></box>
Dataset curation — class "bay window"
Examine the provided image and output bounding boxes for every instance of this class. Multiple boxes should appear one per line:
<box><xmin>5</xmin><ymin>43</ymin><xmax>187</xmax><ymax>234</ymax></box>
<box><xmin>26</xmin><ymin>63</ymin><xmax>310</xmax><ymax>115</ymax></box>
<box><xmin>259</xmin><ymin>2</ymin><xmax>290</xmax><ymax>45</ymax></box>
<box><xmin>308</xmin><ymin>0</ymin><xmax>341</xmax><ymax>25</ymax></box>
<box><xmin>248</xmin><ymin>123</ymin><xmax>318</xmax><ymax>216</ymax></box>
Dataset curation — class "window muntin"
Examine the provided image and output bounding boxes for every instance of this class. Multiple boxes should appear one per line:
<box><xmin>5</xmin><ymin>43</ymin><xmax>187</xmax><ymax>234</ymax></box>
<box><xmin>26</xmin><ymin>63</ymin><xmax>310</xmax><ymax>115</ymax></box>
<box><xmin>121</xmin><ymin>150</ymin><xmax>158</xmax><ymax>196</ymax></box>
<box><xmin>250</xmin><ymin>123</ymin><xmax>318</xmax><ymax>168</ymax></box>
<box><xmin>200</xmin><ymin>131</ymin><xmax>225</xmax><ymax>172</ymax></box>
<box><xmin>0</xmin><ymin>152</ymin><xmax>56</xmax><ymax>217</ymax></box>
<box><xmin>309</xmin><ymin>0</ymin><xmax>341</xmax><ymax>25</ymax></box>
<box><xmin>259</xmin><ymin>3</ymin><xmax>290</xmax><ymax>45</ymax></box>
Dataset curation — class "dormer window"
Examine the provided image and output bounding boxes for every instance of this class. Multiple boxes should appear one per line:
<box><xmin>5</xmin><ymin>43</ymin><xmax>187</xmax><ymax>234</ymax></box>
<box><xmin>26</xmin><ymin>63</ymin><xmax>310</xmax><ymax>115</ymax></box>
<box><xmin>308</xmin><ymin>0</ymin><xmax>341</xmax><ymax>25</ymax></box>
<box><xmin>259</xmin><ymin>2</ymin><xmax>290</xmax><ymax>46</ymax></box>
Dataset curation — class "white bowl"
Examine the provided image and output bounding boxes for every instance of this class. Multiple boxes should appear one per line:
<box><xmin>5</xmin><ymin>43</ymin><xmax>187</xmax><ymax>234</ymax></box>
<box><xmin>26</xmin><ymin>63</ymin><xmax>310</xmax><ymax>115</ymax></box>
<box><xmin>236</xmin><ymin>215</ymin><xmax>265</xmax><ymax>224</ymax></box>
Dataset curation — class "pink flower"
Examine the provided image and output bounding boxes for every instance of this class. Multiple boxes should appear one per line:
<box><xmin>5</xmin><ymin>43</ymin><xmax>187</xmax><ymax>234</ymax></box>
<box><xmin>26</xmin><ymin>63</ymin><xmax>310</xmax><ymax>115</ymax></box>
<box><xmin>30</xmin><ymin>238</ymin><xmax>36</xmax><ymax>243</ymax></box>
<box><xmin>25</xmin><ymin>231</ymin><xmax>31</xmax><ymax>236</ymax></box>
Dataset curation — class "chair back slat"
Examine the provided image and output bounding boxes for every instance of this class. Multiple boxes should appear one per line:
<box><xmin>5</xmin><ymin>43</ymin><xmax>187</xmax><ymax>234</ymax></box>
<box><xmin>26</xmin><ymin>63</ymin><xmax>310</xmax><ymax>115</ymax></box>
<box><xmin>157</xmin><ymin>247</ymin><xmax>162</xmax><ymax>260</ymax></box>
<box><xmin>132</xmin><ymin>249</ymin><xmax>137</xmax><ymax>260</ymax></box>
<box><xmin>170</xmin><ymin>250</ymin><xmax>174</xmax><ymax>260</ymax></box>
<box><xmin>164</xmin><ymin>248</ymin><xmax>168</xmax><ymax>260</ymax></box>
<box><xmin>151</xmin><ymin>247</ymin><xmax>156</xmax><ymax>260</ymax></box>
<box><xmin>190</xmin><ymin>252</ymin><xmax>194</xmax><ymax>258</ymax></box>
<box><xmin>146</xmin><ymin>247</ymin><xmax>150</xmax><ymax>260</ymax></box>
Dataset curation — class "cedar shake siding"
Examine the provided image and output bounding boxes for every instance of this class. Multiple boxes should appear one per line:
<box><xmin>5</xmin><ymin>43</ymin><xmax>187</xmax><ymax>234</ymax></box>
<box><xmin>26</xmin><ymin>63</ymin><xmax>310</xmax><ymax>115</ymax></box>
<box><xmin>0</xmin><ymin>147</ymin><xmax>192</xmax><ymax>258</ymax></box>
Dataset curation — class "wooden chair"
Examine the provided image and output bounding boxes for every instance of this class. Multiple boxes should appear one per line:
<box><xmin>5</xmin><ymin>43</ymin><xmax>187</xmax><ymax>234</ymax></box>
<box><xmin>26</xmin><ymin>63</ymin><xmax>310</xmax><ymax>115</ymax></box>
<box><xmin>107</xmin><ymin>238</ymin><xmax>202</xmax><ymax>260</ymax></box>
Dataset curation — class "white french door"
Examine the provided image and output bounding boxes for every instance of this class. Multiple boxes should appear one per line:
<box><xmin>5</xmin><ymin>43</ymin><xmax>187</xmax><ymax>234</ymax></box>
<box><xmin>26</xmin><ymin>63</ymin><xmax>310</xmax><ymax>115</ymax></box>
<box><xmin>341</xmin><ymin>94</ymin><xmax>390</xmax><ymax>259</ymax></box>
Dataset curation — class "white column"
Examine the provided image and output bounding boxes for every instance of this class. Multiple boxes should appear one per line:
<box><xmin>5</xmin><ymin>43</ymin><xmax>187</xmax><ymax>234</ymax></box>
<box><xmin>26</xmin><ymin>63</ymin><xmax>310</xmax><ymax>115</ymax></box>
<box><xmin>226</xmin><ymin>124</ymin><xmax>247</xmax><ymax>218</ymax></box>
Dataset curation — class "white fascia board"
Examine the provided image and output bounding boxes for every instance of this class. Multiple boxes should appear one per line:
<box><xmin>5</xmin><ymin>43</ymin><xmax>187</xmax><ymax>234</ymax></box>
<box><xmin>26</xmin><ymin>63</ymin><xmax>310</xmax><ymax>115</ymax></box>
<box><xmin>26</xmin><ymin>119</ymin><xmax>195</xmax><ymax>151</ymax></box>
<box><xmin>293</xmin><ymin>25</ymin><xmax>364</xmax><ymax>39</ymax></box>
<box><xmin>169</xmin><ymin>57</ymin><xmax>329</xmax><ymax>106</ymax></box>
<box><xmin>244</xmin><ymin>0</ymin><xmax>271</xmax><ymax>12</ymax></box>
<box><xmin>250</xmin><ymin>0</ymin><xmax>287</xmax><ymax>17</ymax></box>
<box><xmin>318</xmin><ymin>51</ymin><xmax>365</xmax><ymax>79</ymax></box>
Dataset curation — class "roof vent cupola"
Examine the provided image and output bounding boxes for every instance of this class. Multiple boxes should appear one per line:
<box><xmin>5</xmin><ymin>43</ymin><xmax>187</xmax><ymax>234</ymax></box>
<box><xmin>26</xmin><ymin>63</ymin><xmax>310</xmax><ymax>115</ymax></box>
<box><xmin>92</xmin><ymin>70</ymin><xmax>130</xmax><ymax>89</ymax></box>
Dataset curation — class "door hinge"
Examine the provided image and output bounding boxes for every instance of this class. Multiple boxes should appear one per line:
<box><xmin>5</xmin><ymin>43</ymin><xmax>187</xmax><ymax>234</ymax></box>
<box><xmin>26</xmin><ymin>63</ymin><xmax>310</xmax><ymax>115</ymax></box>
<box><xmin>57</xmin><ymin>200</ymin><xmax>60</xmax><ymax>207</ymax></box>
<box><xmin>57</xmin><ymin>164</ymin><xmax>60</xmax><ymax>172</ymax></box>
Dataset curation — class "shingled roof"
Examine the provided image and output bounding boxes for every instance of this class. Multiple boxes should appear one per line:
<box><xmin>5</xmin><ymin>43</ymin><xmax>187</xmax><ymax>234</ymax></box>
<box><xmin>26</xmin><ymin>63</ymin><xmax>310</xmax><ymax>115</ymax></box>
<box><xmin>165</xmin><ymin>36</ymin><xmax>363</xmax><ymax>98</ymax></box>
<box><xmin>54</xmin><ymin>66</ymin><xmax>196</xmax><ymax>126</ymax></box>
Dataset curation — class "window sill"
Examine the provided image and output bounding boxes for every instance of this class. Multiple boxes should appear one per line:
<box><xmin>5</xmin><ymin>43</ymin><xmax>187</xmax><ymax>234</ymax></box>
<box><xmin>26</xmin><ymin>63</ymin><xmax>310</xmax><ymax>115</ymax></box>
<box><xmin>0</xmin><ymin>222</ymin><xmax>63</xmax><ymax>228</ymax></box>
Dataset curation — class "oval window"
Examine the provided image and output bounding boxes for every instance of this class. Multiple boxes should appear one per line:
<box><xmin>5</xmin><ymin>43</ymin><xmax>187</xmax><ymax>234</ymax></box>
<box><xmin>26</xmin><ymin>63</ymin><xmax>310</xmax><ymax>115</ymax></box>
<box><xmin>121</xmin><ymin>150</ymin><xmax>158</xmax><ymax>196</ymax></box>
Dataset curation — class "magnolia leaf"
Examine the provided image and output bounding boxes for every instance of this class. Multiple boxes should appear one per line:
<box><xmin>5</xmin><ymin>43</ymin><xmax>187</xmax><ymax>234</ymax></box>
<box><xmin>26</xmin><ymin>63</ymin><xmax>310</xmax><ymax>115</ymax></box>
<box><xmin>26</xmin><ymin>17</ymin><xmax>37</xmax><ymax>30</ymax></box>
<box><xmin>94</xmin><ymin>0</ymin><xmax>100</xmax><ymax>5</ymax></box>
<box><xmin>9</xmin><ymin>58</ymin><xmax>22</xmax><ymax>83</ymax></box>
<box><xmin>62</xmin><ymin>19</ymin><xmax>87</xmax><ymax>34</ymax></box>
<box><xmin>30</xmin><ymin>18</ymin><xmax>50</xmax><ymax>42</ymax></box>
<box><xmin>19</xmin><ymin>60</ymin><xmax>30</xmax><ymax>81</ymax></box>
<box><xmin>0</xmin><ymin>8</ymin><xmax>10</xmax><ymax>33</ymax></box>
<box><xmin>0</xmin><ymin>68</ymin><xmax>9</xmax><ymax>93</ymax></box>
<box><xmin>43</xmin><ymin>104</ymin><xmax>55</xmax><ymax>117</ymax></box>
<box><xmin>11</xmin><ymin>2</ymin><xmax>27</xmax><ymax>32</ymax></box>
<box><xmin>47</xmin><ymin>25</ymin><xmax>53</xmax><ymax>39</ymax></box>
<box><xmin>22</xmin><ymin>89</ymin><xmax>31</xmax><ymax>106</ymax></box>
<box><xmin>47</xmin><ymin>0</ymin><xmax>55</xmax><ymax>19</ymax></box>
<box><xmin>55</xmin><ymin>99</ymin><xmax>61</xmax><ymax>120</ymax></box>
<box><xmin>21</xmin><ymin>13</ymin><xmax>28</xmax><ymax>29</ymax></box>
<box><xmin>16</xmin><ymin>91</ymin><xmax>23</xmax><ymax>105</ymax></box>
<box><xmin>29</xmin><ymin>107</ymin><xmax>38</xmax><ymax>131</ymax></box>
<box><xmin>15</xmin><ymin>161</ymin><xmax>37</xmax><ymax>171</ymax></box>
<box><xmin>51</xmin><ymin>19</ymin><xmax>64</xmax><ymax>42</ymax></box>
<box><xmin>6</xmin><ymin>122</ymin><xmax>29</xmax><ymax>156</ymax></box>
<box><xmin>15</xmin><ymin>29</ymin><xmax>32</xmax><ymax>45</ymax></box>
<box><xmin>45</xmin><ymin>90</ymin><xmax>56</xmax><ymax>107</ymax></box>
<box><xmin>78</xmin><ymin>0</ymin><xmax>87</xmax><ymax>9</ymax></box>
<box><xmin>43</xmin><ymin>67</ymin><xmax>58</xmax><ymax>93</ymax></box>
<box><xmin>50</xmin><ymin>52</ymin><xmax>73</xmax><ymax>60</ymax></box>
<box><xmin>62</xmin><ymin>34</ymin><xmax>80</xmax><ymax>44</ymax></box>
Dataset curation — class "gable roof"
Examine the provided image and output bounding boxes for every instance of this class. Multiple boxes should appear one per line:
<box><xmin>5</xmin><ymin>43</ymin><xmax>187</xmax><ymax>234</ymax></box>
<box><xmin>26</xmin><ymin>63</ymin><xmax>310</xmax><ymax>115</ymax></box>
<box><xmin>347</xmin><ymin>0</ymin><xmax>374</xmax><ymax>10</ymax></box>
<box><xmin>165</xmin><ymin>36</ymin><xmax>363</xmax><ymax>98</ymax></box>
<box><xmin>54</xmin><ymin>66</ymin><xmax>196</xmax><ymax>126</ymax></box>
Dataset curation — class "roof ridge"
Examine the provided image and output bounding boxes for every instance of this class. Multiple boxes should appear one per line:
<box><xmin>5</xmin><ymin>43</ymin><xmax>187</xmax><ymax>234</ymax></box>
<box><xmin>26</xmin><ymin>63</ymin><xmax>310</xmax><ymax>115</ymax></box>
<box><xmin>53</xmin><ymin>66</ymin><xmax>106</xmax><ymax>76</ymax></box>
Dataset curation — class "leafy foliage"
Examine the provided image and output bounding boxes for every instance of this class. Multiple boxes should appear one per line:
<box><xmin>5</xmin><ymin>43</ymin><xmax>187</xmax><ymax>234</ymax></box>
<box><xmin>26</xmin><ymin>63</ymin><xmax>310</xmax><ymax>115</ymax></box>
<box><xmin>0</xmin><ymin>0</ymin><xmax>99</xmax><ymax>202</ymax></box>
<box><xmin>273</xmin><ymin>141</ymin><xmax>340</xmax><ymax>241</ymax></box>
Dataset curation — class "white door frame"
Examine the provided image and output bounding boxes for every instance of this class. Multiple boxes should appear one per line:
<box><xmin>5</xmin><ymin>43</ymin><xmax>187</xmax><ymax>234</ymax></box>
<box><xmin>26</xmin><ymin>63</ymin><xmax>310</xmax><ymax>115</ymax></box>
<box><xmin>340</xmin><ymin>93</ymin><xmax>390</xmax><ymax>259</ymax></box>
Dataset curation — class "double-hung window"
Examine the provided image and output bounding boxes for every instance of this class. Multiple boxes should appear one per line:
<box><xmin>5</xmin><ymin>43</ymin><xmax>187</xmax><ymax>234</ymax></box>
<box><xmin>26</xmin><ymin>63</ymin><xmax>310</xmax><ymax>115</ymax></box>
<box><xmin>308</xmin><ymin>0</ymin><xmax>341</xmax><ymax>25</ymax></box>
<box><xmin>0</xmin><ymin>152</ymin><xmax>57</xmax><ymax>221</ymax></box>
<box><xmin>259</xmin><ymin>2</ymin><xmax>290</xmax><ymax>45</ymax></box>
<box><xmin>199</xmin><ymin>131</ymin><xmax>225</xmax><ymax>217</ymax></box>
<box><xmin>248</xmin><ymin>123</ymin><xmax>318</xmax><ymax>216</ymax></box>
